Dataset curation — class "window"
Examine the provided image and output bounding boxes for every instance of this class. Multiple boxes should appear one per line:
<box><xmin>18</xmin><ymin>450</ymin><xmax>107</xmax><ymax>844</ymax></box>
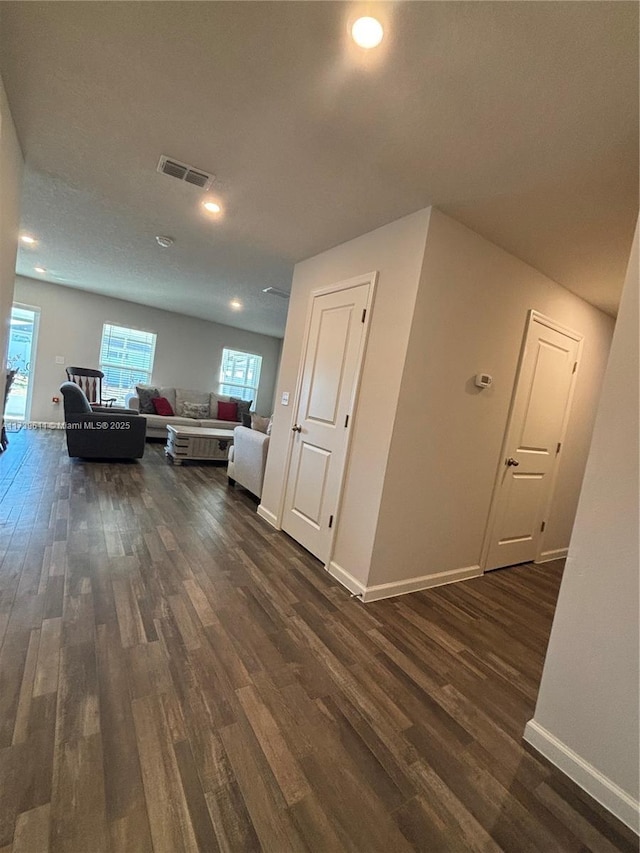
<box><xmin>99</xmin><ymin>323</ymin><xmax>157</xmax><ymax>404</ymax></box>
<box><xmin>219</xmin><ymin>348</ymin><xmax>262</xmax><ymax>406</ymax></box>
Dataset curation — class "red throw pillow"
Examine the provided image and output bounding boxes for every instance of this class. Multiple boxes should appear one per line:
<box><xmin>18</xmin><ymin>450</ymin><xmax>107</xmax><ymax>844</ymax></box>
<box><xmin>217</xmin><ymin>400</ymin><xmax>238</xmax><ymax>421</ymax></box>
<box><xmin>152</xmin><ymin>396</ymin><xmax>174</xmax><ymax>416</ymax></box>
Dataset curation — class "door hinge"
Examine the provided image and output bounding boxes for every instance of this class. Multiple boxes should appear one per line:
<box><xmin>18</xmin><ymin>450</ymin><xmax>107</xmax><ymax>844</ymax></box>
<box><xmin>540</xmin><ymin>521</ymin><xmax>546</xmax><ymax>533</ymax></box>
<box><xmin>328</xmin><ymin>514</ymin><xmax>334</xmax><ymax>529</ymax></box>
<box><xmin>344</xmin><ymin>414</ymin><xmax>349</xmax><ymax>428</ymax></box>
<box><xmin>572</xmin><ymin>361</ymin><xmax>578</xmax><ymax>374</ymax></box>
<box><xmin>556</xmin><ymin>442</ymin><xmax>562</xmax><ymax>454</ymax></box>
<box><xmin>361</xmin><ymin>308</ymin><xmax>367</xmax><ymax>323</ymax></box>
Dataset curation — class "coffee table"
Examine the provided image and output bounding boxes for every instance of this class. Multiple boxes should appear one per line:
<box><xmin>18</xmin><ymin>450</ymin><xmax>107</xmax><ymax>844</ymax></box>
<box><xmin>165</xmin><ymin>425</ymin><xmax>234</xmax><ymax>465</ymax></box>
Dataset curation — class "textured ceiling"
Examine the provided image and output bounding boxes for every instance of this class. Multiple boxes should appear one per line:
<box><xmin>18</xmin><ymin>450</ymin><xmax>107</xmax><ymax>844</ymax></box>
<box><xmin>0</xmin><ymin>1</ymin><xmax>637</xmax><ymax>336</ymax></box>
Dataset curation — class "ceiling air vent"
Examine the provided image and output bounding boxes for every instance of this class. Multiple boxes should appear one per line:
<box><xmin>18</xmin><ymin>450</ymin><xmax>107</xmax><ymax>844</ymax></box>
<box><xmin>262</xmin><ymin>287</ymin><xmax>290</xmax><ymax>299</ymax></box>
<box><xmin>157</xmin><ymin>155</ymin><xmax>214</xmax><ymax>190</ymax></box>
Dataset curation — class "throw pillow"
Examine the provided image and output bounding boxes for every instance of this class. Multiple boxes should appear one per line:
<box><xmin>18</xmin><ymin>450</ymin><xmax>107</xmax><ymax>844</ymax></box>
<box><xmin>230</xmin><ymin>396</ymin><xmax>252</xmax><ymax>421</ymax></box>
<box><xmin>183</xmin><ymin>401</ymin><xmax>210</xmax><ymax>419</ymax></box>
<box><xmin>251</xmin><ymin>414</ymin><xmax>271</xmax><ymax>433</ymax></box>
<box><xmin>240</xmin><ymin>412</ymin><xmax>252</xmax><ymax>428</ymax></box>
<box><xmin>152</xmin><ymin>396</ymin><xmax>174</xmax><ymax>416</ymax></box>
<box><xmin>136</xmin><ymin>385</ymin><xmax>160</xmax><ymax>414</ymax></box>
<box><xmin>266</xmin><ymin>416</ymin><xmax>274</xmax><ymax>436</ymax></box>
<box><xmin>175</xmin><ymin>388</ymin><xmax>210</xmax><ymax>417</ymax></box>
<box><xmin>217</xmin><ymin>401</ymin><xmax>238</xmax><ymax>421</ymax></box>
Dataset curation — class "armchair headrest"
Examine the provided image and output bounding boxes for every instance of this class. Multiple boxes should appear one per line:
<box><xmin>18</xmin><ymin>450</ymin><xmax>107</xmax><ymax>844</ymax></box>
<box><xmin>60</xmin><ymin>381</ymin><xmax>92</xmax><ymax>415</ymax></box>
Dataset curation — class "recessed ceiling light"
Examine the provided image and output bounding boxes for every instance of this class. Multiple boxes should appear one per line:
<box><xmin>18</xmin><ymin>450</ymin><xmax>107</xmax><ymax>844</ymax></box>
<box><xmin>155</xmin><ymin>235</ymin><xmax>174</xmax><ymax>248</ymax></box>
<box><xmin>230</xmin><ymin>299</ymin><xmax>242</xmax><ymax>310</ymax></box>
<box><xmin>34</xmin><ymin>266</ymin><xmax>46</xmax><ymax>274</ymax></box>
<box><xmin>203</xmin><ymin>200</ymin><xmax>222</xmax><ymax>214</ymax></box>
<box><xmin>351</xmin><ymin>16</ymin><xmax>384</xmax><ymax>49</ymax></box>
<box><xmin>20</xmin><ymin>234</ymin><xmax>37</xmax><ymax>245</ymax></box>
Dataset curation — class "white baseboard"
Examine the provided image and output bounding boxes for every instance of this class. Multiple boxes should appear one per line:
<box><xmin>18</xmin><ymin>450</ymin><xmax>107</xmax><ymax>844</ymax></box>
<box><xmin>361</xmin><ymin>564</ymin><xmax>482</xmax><ymax>602</ymax></box>
<box><xmin>535</xmin><ymin>547</ymin><xmax>569</xmax><ymax>564</ymax></box>
<box><xmin>524</xmin><ymin>719</ymin><xmax>640</xmax><ymax>834</ymax></box>
<box><xmin>326</xmin><ymin>561</ymin><xmax>367</xmax><ymax>598</ymax></box>
<box><xmin>327</xmin><ymin>562</ymin><xmax>482</xmax><ymax>602</ymax></box>
<box><xmin>256</xmin><ymin>504</ymin><xmax>280</xmax><ymax>530</ymax></box>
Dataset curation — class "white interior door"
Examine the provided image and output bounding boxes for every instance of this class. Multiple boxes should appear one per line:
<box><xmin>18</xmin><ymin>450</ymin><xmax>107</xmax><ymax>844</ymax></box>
<box><xmin>484</xmin><ymin>312</ymin><xmax>582</xmax><ymax>571</ymax></box>
<box><xmin>282</xmin><ymin>276</ymin><xmax>373</xmax><ymax>563</ymax></box>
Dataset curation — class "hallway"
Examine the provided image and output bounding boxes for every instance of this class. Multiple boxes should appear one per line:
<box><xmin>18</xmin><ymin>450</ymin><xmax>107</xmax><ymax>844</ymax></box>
<box><xmin>0</xmin><ymin>429</ymin><xmax>635</xmax><ymax>852</ymax></box>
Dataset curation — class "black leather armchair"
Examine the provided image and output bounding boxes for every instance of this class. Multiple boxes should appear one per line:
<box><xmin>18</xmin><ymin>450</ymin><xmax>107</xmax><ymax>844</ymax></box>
<box><xmin>60</xmin><ymin>382</ymin><xmax>146</xmax><ymax>459</ymax></box>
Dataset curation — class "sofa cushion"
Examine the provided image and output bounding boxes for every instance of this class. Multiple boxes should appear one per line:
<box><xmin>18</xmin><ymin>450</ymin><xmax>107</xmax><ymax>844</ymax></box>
<box><xmin>183</xmin><ymin>401</ymin><xmax>210</xmax><ymax>419</ymax></box>
<box><xmin>142</xmin><ymin>413</ymin><xmax>195</xmax><ymax>430</ymax></box>
<box><xmin>175</xmin><ymin>388</ymin><xmax>210</xmax><ymax>416</ymax></box>
<box><xmin>152</xmin><ymin>396</ymin><xmax>174</xmax><ymax>416</ymax></box>
<box><xmin>136</xmin><ymin>384</ymin><xmax>160</xmax><ymax>414</ymax></box>
<box><xmin>159</xmin><ymin>387</ymin><xmax>177</xmax><ymax>412</ymax></box>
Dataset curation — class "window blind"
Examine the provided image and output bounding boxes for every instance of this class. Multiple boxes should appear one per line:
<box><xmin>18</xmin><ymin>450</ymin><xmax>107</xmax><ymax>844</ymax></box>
<box><xmin>219</xmin><ymin>348</ymin><xmax>262</xmax><ymax>405</ymax></box>
<box><xmin>99</xmin><ymin>323</ymin><xmax>157</xmax><ymax>404</ymax></box>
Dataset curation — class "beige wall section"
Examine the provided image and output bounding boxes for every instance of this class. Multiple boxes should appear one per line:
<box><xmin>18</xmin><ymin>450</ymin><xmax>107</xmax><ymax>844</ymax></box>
<box><xmin>260</xmin><ymin>208</ymin><xmax>432</xmax><ymax>586</ymax></box>
<box><xmin>0</xmin><ymin>76</ymin><xmax>23</xmax><ymax>365</ymax></box>
<box><xmin>369</xmin><ymin>210</ymin><xmax>614</xmax><ymax>586</ymax></box>
<box><xmin>525</xmin><ymin>222</ymin><xmax>639</xmax><ymax>831</ymax></box>
<box><xmin>14</xmin><ymin>276</ymin><xmax>283</xmax><ymax>422</ymax></box>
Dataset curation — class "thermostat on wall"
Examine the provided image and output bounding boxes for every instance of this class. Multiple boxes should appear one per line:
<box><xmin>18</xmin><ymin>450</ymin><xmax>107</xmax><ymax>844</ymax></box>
<box><xmin>475</xmin><ymin>373</ymin><xmax>493</xmax><ymax>388</ymax></box>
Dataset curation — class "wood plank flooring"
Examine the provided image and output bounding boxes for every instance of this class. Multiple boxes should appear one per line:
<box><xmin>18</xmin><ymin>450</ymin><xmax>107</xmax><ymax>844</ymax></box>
<box><xmin>0</xmin><ymin>428</ymin><xmax>636</xmax><ymax>852</ymax></box>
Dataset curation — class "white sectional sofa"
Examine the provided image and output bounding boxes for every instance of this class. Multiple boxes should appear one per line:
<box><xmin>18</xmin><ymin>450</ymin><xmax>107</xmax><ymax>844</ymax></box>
<box><xmin>126</xmin><ymin>386</ymin><xmax>242</xmax><ymax>439</ymax></box>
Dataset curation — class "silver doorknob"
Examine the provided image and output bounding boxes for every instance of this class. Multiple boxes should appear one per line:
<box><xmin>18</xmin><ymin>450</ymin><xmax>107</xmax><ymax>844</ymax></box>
<box><xmin>506</xmin><ymin>457</ymin><xmax>519</xmax><ymax>467</ymax></box>
<box><xmin>292</xmin><ymin>424</ymin><xmax>302</xmax><ymax>433</ymax></box>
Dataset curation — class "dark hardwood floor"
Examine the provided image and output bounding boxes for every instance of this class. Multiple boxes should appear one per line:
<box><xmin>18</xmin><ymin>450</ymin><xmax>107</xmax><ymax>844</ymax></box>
<box><xmin>0</xmin><ymin>428</ymin><xmax>636</xmax><ymax>852</ymax></box>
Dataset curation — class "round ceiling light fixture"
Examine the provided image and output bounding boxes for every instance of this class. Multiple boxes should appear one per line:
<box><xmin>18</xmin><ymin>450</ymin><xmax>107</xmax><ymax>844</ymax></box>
<box><xmin>203</xmin><ymin>200</ymin><xmax>222</xmax><ymax>214</ymax></box>
<box><xmin>351</xmin><ymin>16</ymin><xmax>384</xmax><ymax>49</ymax></box>
<box><xmin>230</xmin><ymin>299</ymin><xmax>242</xmax><ymax>310</ymax></box>
<box><xmin>155</xmin><ymin>235</ymin><xmax>174</xmax><ymax>248</ymax></box>
<box><xmin>34</xmin><ymin>266</ymin><xmax>46</xmax><ymax>274</ymax></box>
<box><xmin>20</xmin><ymin>234</ymin><xmax>37</xmax><ymax>245</ymax></box>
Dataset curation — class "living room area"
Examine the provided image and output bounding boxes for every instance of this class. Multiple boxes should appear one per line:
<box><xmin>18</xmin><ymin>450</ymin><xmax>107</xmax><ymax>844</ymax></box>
<box><xmin>9</xmin><ymin>272</ymin><xmax>281</xmax><ymax>487</ymax></box>
<box><xmin>0</xmin><ymin>3</ymin><xmax>638</xmax><ymax>851</ymax></box>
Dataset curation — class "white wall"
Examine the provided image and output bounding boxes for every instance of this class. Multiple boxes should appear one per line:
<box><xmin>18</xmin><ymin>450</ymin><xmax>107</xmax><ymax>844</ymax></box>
<box><xmin>260</xmin><ymin>209</ymin><xmax>432</xmax><ymax>586</ymax></box>
<box><xmin>0</xmin><ymin>76</ymin><xmax>23</xmax><ymax>368</ymax></box>
<box><xmin>14</xmin><ymin>276</ymin><xmax>283</xmax><ymax>422</ymax></box>
<box><xmin>524</xmin><ymin>222</ymin><xmax>639</xmax><ymax>832</ymax></box>
<box><xmin>369</xmin><ymin>210</ymin><xmax>614</xmax><ymax>586</ymax></box>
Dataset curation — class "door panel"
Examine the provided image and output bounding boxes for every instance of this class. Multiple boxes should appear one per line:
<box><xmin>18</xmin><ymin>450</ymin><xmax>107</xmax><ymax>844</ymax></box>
<box><xmin>290</xmin><ymin>444</ymin><xmax>331</xmax><ymax>526</ymax></box>
<box><xmin>520</xmin><ymin>340</ymin><xmax>574</xmax><ymax>450</ymax></box>
<box><xmin>491</xmin><ymin>473</ymin><xmax>545</xmax><ymax>564</ymax></box>
<box><xmin>282</xmin><ymin>280</ymin><xmax>372</xmax><ymax>563</ymax></box>
<box><xmin>306</xmin><ymin>306</ymin><xmax>351</xmax><ymax>425</ymax></box>
<box><xmin>485</xmin><ymin>314</ymin><xmax>581</xmax><ymax>571</ymax></box>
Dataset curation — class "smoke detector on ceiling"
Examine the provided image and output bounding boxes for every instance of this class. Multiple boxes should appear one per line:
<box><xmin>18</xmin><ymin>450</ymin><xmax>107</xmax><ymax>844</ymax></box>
<box><xmin>155</xmin><ymin>235</ymin><xmax>174</xmax><ymax>248</ymax></box>
<box><xmin>156</xmin><ymin>155</ymin><xmax>215</xmax><ymax>190</ymax></box>
<box><xmin>262</xmin><ymin>287</ymin><xmax>290</xmax><ymax>299</ymax></box>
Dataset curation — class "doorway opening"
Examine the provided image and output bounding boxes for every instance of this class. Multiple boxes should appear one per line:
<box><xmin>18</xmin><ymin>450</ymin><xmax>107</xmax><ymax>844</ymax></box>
<box><xmin>6</xmin><ymin>303</ymin><xmax>40</xmax><ymax>422</ymax></box>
